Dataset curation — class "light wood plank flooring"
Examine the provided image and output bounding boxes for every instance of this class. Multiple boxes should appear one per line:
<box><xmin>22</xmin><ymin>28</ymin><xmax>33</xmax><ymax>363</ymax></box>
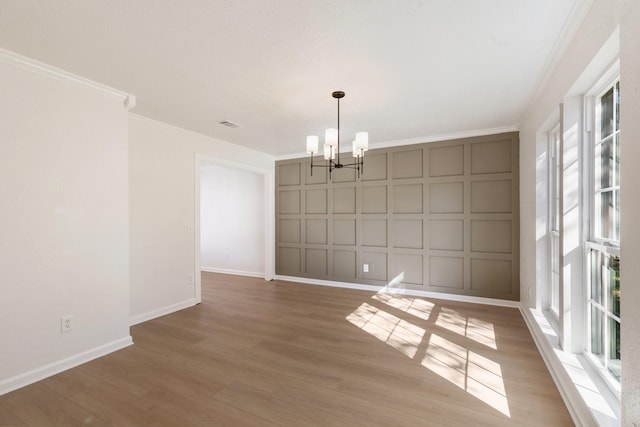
<box><xmin>0</xmin><ymin>273</ymin><xmax>573</xmax><ymax>426</ymax></box>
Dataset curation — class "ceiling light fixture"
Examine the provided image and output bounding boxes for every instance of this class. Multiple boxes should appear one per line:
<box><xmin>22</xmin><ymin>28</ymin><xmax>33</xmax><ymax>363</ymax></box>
<box><xmin>306</xmin><ymin>91</ymin><xmax>368</xmax><ymax>179</ymax></box>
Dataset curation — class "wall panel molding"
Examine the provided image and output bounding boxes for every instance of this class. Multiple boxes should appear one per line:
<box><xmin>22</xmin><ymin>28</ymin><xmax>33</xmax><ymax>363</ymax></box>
<box><xmin>275</xmin><ymin>132</ymin><xmax>520</xmax><ymax>300</ymax></box>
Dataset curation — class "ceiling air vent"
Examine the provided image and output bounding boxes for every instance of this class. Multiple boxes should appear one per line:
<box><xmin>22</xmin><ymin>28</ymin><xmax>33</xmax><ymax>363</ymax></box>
<box><xmin>219</xmin><ymin>120</ymin><xmax>241</xmax><ymax>128</ymax></box>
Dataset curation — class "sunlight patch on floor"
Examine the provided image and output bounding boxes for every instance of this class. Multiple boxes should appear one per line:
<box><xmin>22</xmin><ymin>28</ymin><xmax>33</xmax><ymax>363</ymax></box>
<box><xmin>347</xmin><ymin>302</ymin><xmax>425</xmax><ymax>358</ymax></box>
<box><xmin>372</xmin><ymin>292</ymin><xmax>435</xmax><ymax>321</ymax></box>
<box><xmin>346</xmin><ymin>289</ymin><xmax>510</xmax><ymax>418</ymax></box>
<box><xmin>436</xmin><ymin>307</ymin><xmax>497</xmax><ymax>349</ymax></box>
<box><xmin>422</xmin><ymin>334</ymin><xmax>510</xmax><ymax>417</ymax></box>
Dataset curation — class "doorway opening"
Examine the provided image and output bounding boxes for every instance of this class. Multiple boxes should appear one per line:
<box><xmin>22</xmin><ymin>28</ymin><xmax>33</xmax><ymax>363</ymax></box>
<box><xmin>194</xmin><ymin>154</ymin><xmax>275</xmax><ymax>303</ymax></box>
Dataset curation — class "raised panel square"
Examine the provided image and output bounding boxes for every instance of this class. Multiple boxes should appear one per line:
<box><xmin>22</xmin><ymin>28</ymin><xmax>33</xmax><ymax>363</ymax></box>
<box><xmin>278</xmin><ymin>163</ymin><xmax>301</xmax><ymax>186</ymax></box>
<box><xmin>361</xmin><ymin>186</ymin><xmax>387</xmax><ymax>214</ymax></box>
<box><xmin>470</xmin><ymin>258</ymin><xmax>512</xmax><ymax>293</ymax></box>
<box><xmin>333</xmin><ymin>250</ymin><xmax>356</xmax><ymax>278</ymax></box>
<box><xmin>393</xmin><ymin>184</ymin><xmax>423</xmax><ymax>213</ymax></box>
<box><xmin>305</xmin><ymin>188</ymin><xmax>327</xmax><ymax>214</ymax></box>
<box><xmin>332</xmin><ymin>167</ymin><xmax>356</xmax><ymax>183</ymax></box>
<box><xmin>429</xmin><ymin>145</ymin><xmax>464</xmax><ymax>177</ymax></box>
<box><xmin>362</xmin><ymin>153</ymin><xmax>388</xmax><ymax>181</ymax></box>
<box><xmin>306</xmin><ymin>219</ymin><xmax>327</xmax><ymax>244</ymax></box>
<box><xmin>278</xmin><ymin>247</ymin><xmax>301</xmax><ymax>274</ymax></box>
<box><xmin>471</xmin><ymin>139</ymin><xmax>512</xmax><ymax>174</ymax></box>
<box><xmin>333</xmin><ymin>219</ymin><xmax>356</xmax><ymax>245</ymax></box>
<box><xmin>470</xmin><ymin>180</ymin><xmax>511</xmax><ymax>213</ymax></box>
<box><xmin>429</xmin><ymin>182</ymin><xmax>463</xmax><ymax>214</ymax></box>
<box><xmin>305</xmin><ymin>161</ymin><xmax>327</xmax><ymax>184</ymax></box>
<box><xmin>393</xmin><ymin>149</ymin><xmax>423</xmax><ymax>179</ymax></box>
<box><xmin>429</xmin><ymin>256</ymin><xmax>464</xmax><ymax>289</ymax></box>
<box><xmin>471</xmin><ymin>220</ymin><xmax>512</xmax><ymax>253</ymax></box>
<box><xmin>306</xmin><ymin>249</ymin><xmax>327</xmax><ymax>276</ymax></box>
<box><xmin>279</xmin><ymin>219</ymin><xmax>300</xmax><ymax>243</ymax></box>
<box><xmin>429</xmin><ymin>220</ymin><xmax>463</xmax><ymax>251</ymax></box>
<box><xmin>362</xmin><ymin>252</ymin><xmax>387</xmax><ymax>281</ymax></box>
<box><xmin>279</xmin><ymin>190</ymin><xmax>300</xmax><ymax>214</ymax></box>
<box><xmin>392</xmin><ymin>254</ymin><xmax>423</xmax><ymax>285</ymax></box>
<box><xmin>362</xmin><ymin>220</ymin><xmax>387</xmax><ymax>247</ymax></box>
<box><xmin>393</xmin><ymin>220</ymin><xmax>423</xmax><ymax>249</ymax></box>
<box><xmin>333</xmin><ymin>187</ymin><xmax>356</xmax><ymax>214</ymax></box>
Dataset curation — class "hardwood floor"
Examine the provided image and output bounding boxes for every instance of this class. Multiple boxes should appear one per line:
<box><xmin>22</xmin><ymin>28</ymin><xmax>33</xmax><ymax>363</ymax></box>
<box><xmin>0</xmin><ymin>273</ymin><xmax>573</xmax><ymax>426</ymax></box>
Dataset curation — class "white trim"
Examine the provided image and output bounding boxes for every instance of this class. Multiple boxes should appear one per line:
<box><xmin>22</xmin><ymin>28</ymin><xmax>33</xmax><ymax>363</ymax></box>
<box><xmin>124</xmin><ymin>94</ymin><xmax>137</xmax><ymax>111</ymax></box>
<box><xmin>201</xmin><ymin>266</ymin><xmax>265</xmax><ymax>279</ymax></box>
<box><xmin>521</xmin><ymin>307</ymin><xmax>620</xmax><ymax>427</ymax></box>
<box><xmin>129</xmin><ymin>298</ymin><xmax>198</xmax><ymax>326</ymax></box>
<box><xmin>264</xmin><ymin>170</ymin><xmax>276</xmax><ymax>281</ymax></box>
<box><xmin>275</xmin><ymin>126</ymin><xmax>518</xmax><ymax>161</ymax></box>
<box><xmin>0</xmin><ymin>336</ymin><xmax>133</xmax><ymax>396</ymax></box>
<box><xmin>275</xmin><ymin>275</ymin><xmax>521</xmax><ymax>308</ymax></box>
<box><xmin>0</xmin><ymin>48</ymin><xmax>132</xmax><ymax>103</ymax></box>
<box><xmin>194</xmin><ymin>155</ymin><xmax>203</xmax><ymax>305</ymax></box>
<box><xmin>585</xmin><ymin>59</ymin><xmax>620</xmax><ymax>100</ymax></box>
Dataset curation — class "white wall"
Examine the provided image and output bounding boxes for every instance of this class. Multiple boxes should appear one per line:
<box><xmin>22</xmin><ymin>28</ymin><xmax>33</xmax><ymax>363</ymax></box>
<box><xmin>200</xmin><ymin>165</ymin><xmax>265</xmax><ymax>277</ymax></box>
<box><xmin>519</xmin><ymin>0</ymin><xmax>640</xmax><ymax>423</ymax></box>
<box><xmin>0</xmin><ymin>52</ymin><xmax>131</xmax><ymax>394</ymax></box>
<box><xmin>128</xmin><ymin>115</ymin><xmax>274</xmax><ymax>324</ymax></box>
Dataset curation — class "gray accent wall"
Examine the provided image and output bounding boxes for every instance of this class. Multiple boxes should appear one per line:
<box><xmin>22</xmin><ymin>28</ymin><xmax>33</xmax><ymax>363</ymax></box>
<box><xmin>276</xmin><ymin>132</ymin><xmax>520</xmax><ymax>300</ymax></box>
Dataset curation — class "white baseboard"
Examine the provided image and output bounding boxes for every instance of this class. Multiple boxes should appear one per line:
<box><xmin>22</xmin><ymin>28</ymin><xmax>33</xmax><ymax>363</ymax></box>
<box><xmin>274</xmin><ymin>275</ymin><xmax>521</xmax><ymax>308</ymax></box>
<box><xmin>201</xmin><ymin>267</ymin><xmax>265</xmax><ymax>279</ymax></box>
<box><xmin>520</xmin><ymin>307</ymin><xmax>620</xmax><ymax>427</ymax></box>
<box><xmin>0</xmin><ymin>336</ymin><xmax>132</xmax><ymax>396</ymax></box>
<box><xmin>129</xmin><ymin>298</ymin><xmax>198</xmax><ymax>326</ymax></box>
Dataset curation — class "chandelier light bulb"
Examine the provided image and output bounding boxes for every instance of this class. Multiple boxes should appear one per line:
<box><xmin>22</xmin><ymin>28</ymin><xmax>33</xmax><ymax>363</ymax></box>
<box><xmin>325</xmin><ymin>128</ymin><xmax>338</xmax><ymax>148</ymax></box>
<box><xmin>323</xmin><ymin>144</ymin><xmax>335</xmax><ymax>160</ymax></box>
<box><xmin>355</xmin><ymin>131</ymin><xmax>369</xmax><ymax>151</ymax></box>
<box><xmin>306</xmin><ymin>135</ymin><xmax>319</xmax><ymax>154</ymax></box>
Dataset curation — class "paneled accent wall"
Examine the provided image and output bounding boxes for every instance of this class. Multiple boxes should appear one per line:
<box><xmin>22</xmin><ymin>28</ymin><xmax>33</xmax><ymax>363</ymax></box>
<box><xmin>275</xmin><ymin>132</ymin><xmax>519</xmax><ymax>300</ymax></box>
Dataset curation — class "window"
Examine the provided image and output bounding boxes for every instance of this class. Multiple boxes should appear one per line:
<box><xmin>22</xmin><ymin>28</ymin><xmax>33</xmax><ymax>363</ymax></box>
<box><xmin>586</xmin><ymin>78</ymin><xmax>620</xmax><ymax>385</ymax></box>
<box><xmin>549</xmin><ymin>126</ymin><xmax>560</xmax><ymax>316</ymax></box>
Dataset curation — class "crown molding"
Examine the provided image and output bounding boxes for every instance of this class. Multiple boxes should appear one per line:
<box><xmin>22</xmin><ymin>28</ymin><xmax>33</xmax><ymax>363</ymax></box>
<box><xmin>275</xmin><ymin>125</ymin><xmax>519</xmax><ymax>161</ymax></box>
<box><xmin>366</xmin><ymin>125</ymin><xmax>519</xmax><ymax>151</ymax></box>
<box><xmin>0</xmin><ymin>48</ymin><xmax>135</xmax><ymax>109</ymax></box>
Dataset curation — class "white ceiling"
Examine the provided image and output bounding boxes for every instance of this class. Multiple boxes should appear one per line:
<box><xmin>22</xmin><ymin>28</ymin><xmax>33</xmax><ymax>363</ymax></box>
<box><xmin>0</xmin><ymin>0</ymin><xmax>589</xmax><ymax>156</ymax></box>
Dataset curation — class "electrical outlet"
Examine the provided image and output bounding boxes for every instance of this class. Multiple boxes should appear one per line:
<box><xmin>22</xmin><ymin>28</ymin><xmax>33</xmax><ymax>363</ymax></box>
<box><xmin>61</xmin><ymin>315</ymin><xmax>73</xmax><ymax>333</ymax></box>
<box><xmin>188</xmin><ymin>274</ymin><xmax>194</xmax><ymax>285</ymax></box>
<box><xmin>363</xmin><ymin>264</ymin><xmax>369</xmax><ymax>273</ymax></box>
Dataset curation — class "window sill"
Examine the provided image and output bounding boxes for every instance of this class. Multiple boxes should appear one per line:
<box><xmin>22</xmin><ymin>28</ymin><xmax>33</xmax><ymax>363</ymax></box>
<box><xmin>521</xmin><ymin>307</ymin><xmax>620</xmax><ymax>426</ymax></box>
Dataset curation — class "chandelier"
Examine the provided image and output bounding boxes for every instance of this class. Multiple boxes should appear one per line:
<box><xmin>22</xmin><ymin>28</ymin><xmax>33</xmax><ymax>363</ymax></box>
<box><xmin>306</xmin><ymin>91</ymin><xmax>369</xmax><ymax>179</ymax></box>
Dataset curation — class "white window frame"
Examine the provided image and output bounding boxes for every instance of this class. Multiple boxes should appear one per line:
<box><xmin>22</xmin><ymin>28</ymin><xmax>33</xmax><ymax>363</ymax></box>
<box><xmin>583</xmin><ymin>67</ymin><xmax>621</xmax><ymax>396</ymax></box>
<box><xmin>548</xmin><ymin>124</ymin><xmax>561</xmax><ymax>318</ymax></box>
